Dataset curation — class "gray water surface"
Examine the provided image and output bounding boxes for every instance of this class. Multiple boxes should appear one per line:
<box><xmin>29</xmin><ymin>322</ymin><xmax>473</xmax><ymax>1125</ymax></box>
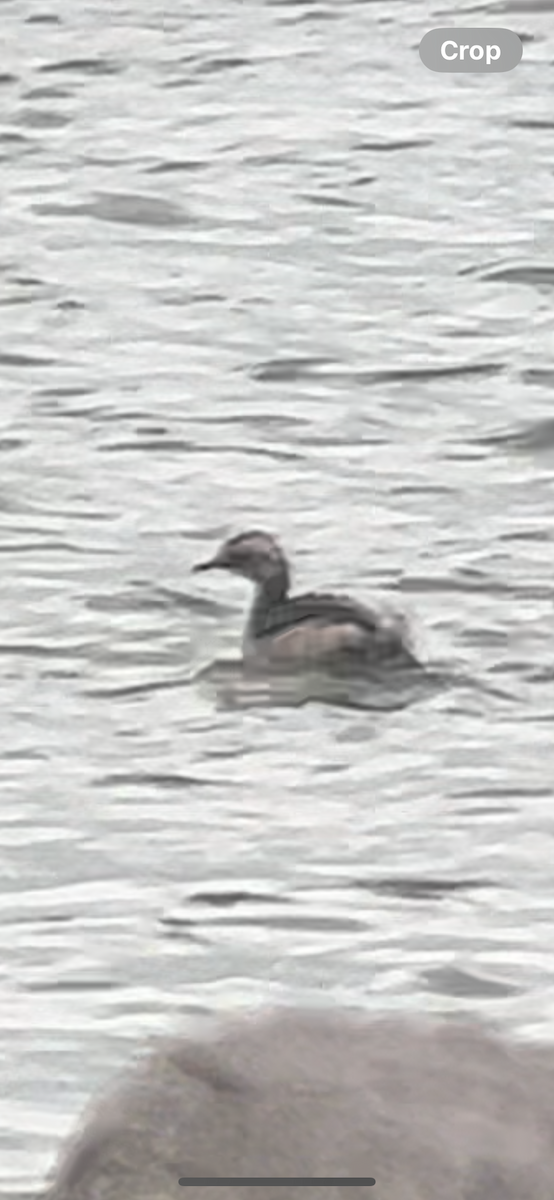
<box><xmin>1</xmin><ymin>0</ymin><xmax>554</xmax><ymax>1193</ymax></box>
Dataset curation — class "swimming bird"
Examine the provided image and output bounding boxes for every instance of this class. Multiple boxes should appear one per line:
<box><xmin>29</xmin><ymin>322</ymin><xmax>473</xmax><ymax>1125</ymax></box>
<box><xmin>45</xmin><ymin>1006</ymin><xmax>554</xmax><ymax>1200</ymax></box>
<box><xmin>193</xmin><ymin>530</ymin><xmax>418</xmax><ymax>674</ymax></box>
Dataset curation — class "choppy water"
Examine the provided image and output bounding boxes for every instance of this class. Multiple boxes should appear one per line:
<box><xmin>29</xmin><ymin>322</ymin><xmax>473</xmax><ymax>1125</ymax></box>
<box><xmin>1</xmin><ymin>0</ymin><xmax>554</xmax><ymax>1193</ymax></box>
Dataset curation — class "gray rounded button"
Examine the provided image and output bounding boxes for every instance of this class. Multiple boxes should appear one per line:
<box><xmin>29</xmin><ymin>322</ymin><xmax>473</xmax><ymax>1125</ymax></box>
<box><xmin>419</xmin><ymin>28</ymin><xmax>523</xmax><ymax>72</ymax></box>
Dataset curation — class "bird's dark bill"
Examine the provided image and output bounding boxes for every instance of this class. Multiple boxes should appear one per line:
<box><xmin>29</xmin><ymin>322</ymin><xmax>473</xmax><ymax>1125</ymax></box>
<box><xmin>193</xmin><ymin>555</ymin><xmax>227</xmax><ymax>573</ymax></box>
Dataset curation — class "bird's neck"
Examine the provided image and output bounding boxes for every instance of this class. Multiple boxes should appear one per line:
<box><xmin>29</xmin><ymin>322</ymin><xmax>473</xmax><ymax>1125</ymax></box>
<box><xmin>248</xmin><ymin>570</ymin><xmax>289</xmax><ymax>638</ymax></box>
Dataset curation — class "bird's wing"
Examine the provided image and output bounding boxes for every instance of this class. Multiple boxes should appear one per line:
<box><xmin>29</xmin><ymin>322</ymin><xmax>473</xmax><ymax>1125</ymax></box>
<box><xmin>257</xmin><ymin>591</ymin><xmax>377</xmax><ymax>636</ymax></box>
<box><xmin>258</xmin><ymin>591</ymin><xmax>416</xmax><ymax>665</ymax></box>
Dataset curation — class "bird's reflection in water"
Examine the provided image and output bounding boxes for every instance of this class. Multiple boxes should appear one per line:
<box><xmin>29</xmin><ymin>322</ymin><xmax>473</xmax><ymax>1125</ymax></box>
<box><xmin>193</xmin><ymin>657</ymin><xmax>444</xmax><ymax>712</ymax></box>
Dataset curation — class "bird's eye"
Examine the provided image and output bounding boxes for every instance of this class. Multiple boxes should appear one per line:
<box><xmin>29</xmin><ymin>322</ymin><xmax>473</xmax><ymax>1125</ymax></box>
<box><xmin>230</xmin><ymin>551</ymin><xmax>248</xmax><ymax>569</ymax></box>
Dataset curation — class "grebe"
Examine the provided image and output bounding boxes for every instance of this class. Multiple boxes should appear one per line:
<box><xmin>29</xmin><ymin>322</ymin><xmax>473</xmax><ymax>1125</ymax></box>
<box><xmin>193</xmin><ymin>530</ymin><xmax>418</xmax><ymax>673</ymax></box>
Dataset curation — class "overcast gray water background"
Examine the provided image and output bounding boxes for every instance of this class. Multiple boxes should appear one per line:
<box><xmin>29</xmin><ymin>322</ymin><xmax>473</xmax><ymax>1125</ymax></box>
<box><xmin>1</xmin><ymin>0</ymin><xmax>554</xmax><ymax>1192</ymax></box>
